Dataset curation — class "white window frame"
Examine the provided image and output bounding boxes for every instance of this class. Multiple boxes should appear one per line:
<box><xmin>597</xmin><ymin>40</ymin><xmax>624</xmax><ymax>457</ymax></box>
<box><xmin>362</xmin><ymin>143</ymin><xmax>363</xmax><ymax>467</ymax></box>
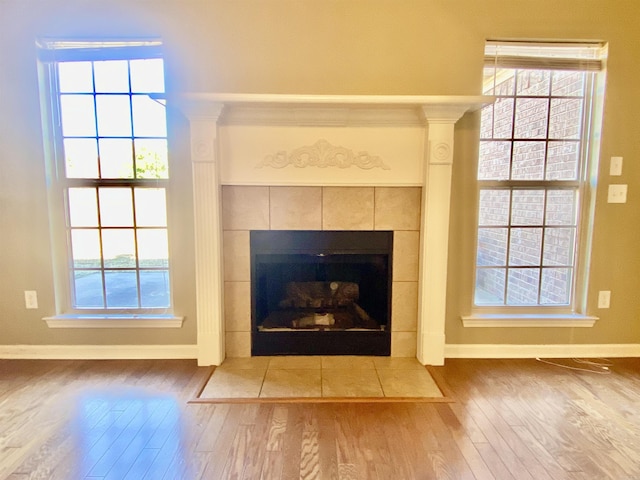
<box><xmin>463</xmin><ymin>40</ymin><xmax>607</xmax><ymax>327</ymax></box>
<box><xmin>37</xmin><ymin>39</ymin><xmax>183</xmax><ymax>328</ymax></box>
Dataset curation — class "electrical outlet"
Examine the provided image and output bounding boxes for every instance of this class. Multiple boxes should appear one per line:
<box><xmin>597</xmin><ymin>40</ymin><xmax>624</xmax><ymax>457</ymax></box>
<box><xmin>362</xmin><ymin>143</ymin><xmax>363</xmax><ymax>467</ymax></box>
<box><xmin>598</xmin><ymin>290</ymin><xmax>611</xmax><ymax>309</ymax></box>
<box><xmin>607</xmin><ymin>184</ymin><xmax>627</xmax><ymax>203</ymax></box>
<box><xmin>24</xmin><ymin>290</ymin><xmax>38</xmax><ymax>309</ymax></box>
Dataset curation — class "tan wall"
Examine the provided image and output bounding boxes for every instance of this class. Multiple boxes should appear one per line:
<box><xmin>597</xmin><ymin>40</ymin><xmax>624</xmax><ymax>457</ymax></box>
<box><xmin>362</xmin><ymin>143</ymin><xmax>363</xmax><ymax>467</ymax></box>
<box><xmin>1</xmin><ymin>0</ymin><xmax>639</xmax><ymax>347</ymax></box>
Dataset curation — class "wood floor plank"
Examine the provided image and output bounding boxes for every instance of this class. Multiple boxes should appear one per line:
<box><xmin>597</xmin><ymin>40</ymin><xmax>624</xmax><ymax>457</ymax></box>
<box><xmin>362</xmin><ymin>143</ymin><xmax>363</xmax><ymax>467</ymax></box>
<box><xmin>197</xmin><ymin>405</ymin><xmax>253</xmax><ymax>479</ymax></box>
<box><xmin>491</xmin><ymin>362</ymin><xmax>612</xmax><ymax>477</ymax></box>
<box><xmin>265</xmin><ymin>405</ymin><xmax>289</xmax><ymax>452</ymax></box>
<box><xmin>9</xmin><ymin>419</ymin><xmax>76</xmax><ymax>479</ymax></box>
<box><xmin>101</xmin><ymin>398</ymin><xmax>176</xmax><ymax>480</ymax></box>
<box><xmin>411</xmin><ymin>404</ymin><xmax>477</xmax><ymax>479</ymax></box>
<box><xmin>381</xmin><ymin>404</ymin><xmax>439</xmax><ymax>479</ymax></box>
<box><xmin>122</xmin><ymin>447</ymin><xmax>160</xmax><ymax>480</ymax></box>
<box><xmin>471</xmin><ymin>395</ymin><xmax>554</xmax><ymax>480</ymax></box>
<box><xmin>194</xmin><ymin>403</ymin><xmax>231</xmax><ymax>452</ymax></box>
<box><xmin>333</xmin><ymin>407</ymin><xmax>363</xmax><ymax>477</ymax></box>
<box><xmin>241</xmin><ymin>404</ymin><xmax>277</xmax><ymax>480</ymax></box>
<box><xmin>466</xmin><ymin>397</ymin><xmax>548</xmax><ymax>478</ymax></box>
<box><xmin>218</xmin><ymin>424</ymin><xmax>253</xmax><ymax>479</ymax></box>
<box><xmin>314</xmin><ymin>405</ymin><xmax>339</xmax><ymax>480</ymax></box>
<box><xmin>434</xmin><ymin>403</ymin><xmax>496</xmax><ymax>480</ymax></box>
<box><xmin>279</xmin><ymin>404</ymin><xmax>304</xmax><ymax>480</ymax></box>
<box><xmin>475</xmin><ymin>441</ymin><xmax>517</xmax><ymax>480</ymax></box>
<box><xmin>140</xmin><ymin>420</ymin><xmax>184</xmax><ymax>480</ymax></box>
<box><xmin>349</xmin><ymin>404</ymin><xmax>394</xmax><ymax>480</ymax></box>
<box><xmin>259</xmin><ymin>452</ymin><xmax>284</xmax><ymax>480</ymax></box>
<box><xmin>299</xmin><ymin>418</ymin><xmax>321</xmax><ymax>480</ymax></box>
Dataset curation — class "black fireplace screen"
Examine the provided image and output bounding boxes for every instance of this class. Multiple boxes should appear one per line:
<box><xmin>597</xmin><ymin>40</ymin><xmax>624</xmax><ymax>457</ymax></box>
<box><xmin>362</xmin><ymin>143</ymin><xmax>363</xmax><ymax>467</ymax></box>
<box><xmin>255</xmin><ymin>252</ymin><xmax>389</xmax><ymax>330</ymax></box>
<box><xmin>250</xmin><ymin>230</ymin><xmax>392</xmax><ymax>356</ymax></box>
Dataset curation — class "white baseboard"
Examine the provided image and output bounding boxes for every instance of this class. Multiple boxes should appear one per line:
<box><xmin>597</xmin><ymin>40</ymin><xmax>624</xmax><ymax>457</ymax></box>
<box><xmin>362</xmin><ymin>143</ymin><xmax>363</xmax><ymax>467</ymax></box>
<box><xmin>2</xmin><ymin>343</ymin><xmax>638</xmax><ymax>361</ymax></box>
<box><xmin>445</xmin><ymin>343</ymin><xmax>640</xmax><ymax>359</ymax></box>
<box><xmin>0</xmin><ymin>344</ymin><xmax>198</xmax><ymax>360</ymax></box>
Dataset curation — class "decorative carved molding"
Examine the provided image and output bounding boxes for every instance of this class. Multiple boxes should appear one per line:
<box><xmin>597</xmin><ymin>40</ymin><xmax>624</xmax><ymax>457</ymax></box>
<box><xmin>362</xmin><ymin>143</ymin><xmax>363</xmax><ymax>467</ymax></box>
<box><xmin>431</xmin><ymin>142</ymin><xmax>451</xmax><ymax>163</ymax></box>
<box><xmin>190</xmin><ymin>122</ymin><xmax>218</xmax><ymax>163</ymax></box>
<box><xmin>257</xmin><ymin>139</ymin><xmax>391</xmax><ymax>170</ymax></box>
<box><xmin>194</xmin><ymin>139</ymin><xmax>214</xmax><ymax>159</ymax></box>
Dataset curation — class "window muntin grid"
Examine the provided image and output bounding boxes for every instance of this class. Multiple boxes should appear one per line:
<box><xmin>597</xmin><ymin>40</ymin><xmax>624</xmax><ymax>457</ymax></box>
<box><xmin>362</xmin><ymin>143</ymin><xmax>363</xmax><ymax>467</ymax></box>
<box><xmin>475</xmin><ymin>67</ymin><xmax>588</xmax><ymax>307</ymax></box>
<box><xmin>52</xmin><ymin>53</ymin><xmax>171</xmax><ymax>311</ymax></box>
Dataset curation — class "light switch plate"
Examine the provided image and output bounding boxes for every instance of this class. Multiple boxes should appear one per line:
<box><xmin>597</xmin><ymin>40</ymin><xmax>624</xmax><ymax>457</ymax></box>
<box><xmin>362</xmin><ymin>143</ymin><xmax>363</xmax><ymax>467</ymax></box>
<box><xmin>610</xmin><ymin>156</ymin><xmax>623</xmax><ymax>176</ymax></box>
<box><xmin>24</xmin><ymin>290</ymin><xmax>38</xmax><ymax>309</ymax></box>
<box><xmin>598</xmin><ymin>290</ymin><xmax>611</xmax><ymax>309</ymax></box>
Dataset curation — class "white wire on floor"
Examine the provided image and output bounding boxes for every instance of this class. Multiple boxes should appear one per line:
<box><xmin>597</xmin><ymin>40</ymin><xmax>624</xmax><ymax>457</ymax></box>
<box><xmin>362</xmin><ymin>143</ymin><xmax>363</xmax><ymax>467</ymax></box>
<box><xmin>535</xmin><ymin>357</ymin><xmax>613</xmax><ymax>374</ymax></box>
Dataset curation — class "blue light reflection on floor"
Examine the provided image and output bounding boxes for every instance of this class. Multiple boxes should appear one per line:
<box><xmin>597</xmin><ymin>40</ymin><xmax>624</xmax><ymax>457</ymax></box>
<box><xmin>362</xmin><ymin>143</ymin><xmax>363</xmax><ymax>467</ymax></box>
<box><xmin>72</xmin><ymin>390</ymin><xmax>186</xmax><ymax>479</ymax></box>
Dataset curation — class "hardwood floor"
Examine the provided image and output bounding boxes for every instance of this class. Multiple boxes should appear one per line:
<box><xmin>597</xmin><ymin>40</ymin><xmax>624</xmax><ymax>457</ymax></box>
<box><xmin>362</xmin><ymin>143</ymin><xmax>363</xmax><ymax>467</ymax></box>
<box><xmin>1</xmin><ymin>357</ymin><xmax>640</xmax><ymax>479</ymax></box>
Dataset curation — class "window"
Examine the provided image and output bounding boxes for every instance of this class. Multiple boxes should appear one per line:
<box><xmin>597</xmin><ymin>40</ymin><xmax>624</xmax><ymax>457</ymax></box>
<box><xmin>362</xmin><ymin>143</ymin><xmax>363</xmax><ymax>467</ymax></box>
<box><xmin>38</xmin><ymin>40</ymin><xmax>173</xmax><ymax>316</ymax></box>
<box><xmin>473</xmin><ymin>41</ymin><xmax>607</xmax><ymax>309</ymax></box>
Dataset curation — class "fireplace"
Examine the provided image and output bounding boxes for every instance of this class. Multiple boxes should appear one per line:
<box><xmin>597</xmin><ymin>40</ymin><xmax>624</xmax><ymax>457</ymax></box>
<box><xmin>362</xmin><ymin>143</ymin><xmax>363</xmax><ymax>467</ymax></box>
<box><xmin>174</xmin><ymin>93</ymin><xmax>492</xmax><ymax>365</ymax></box>
<box><xmin>251</xmin><ymin>230</ymin><xmax>392</xmax><ymax>355</ymax></box>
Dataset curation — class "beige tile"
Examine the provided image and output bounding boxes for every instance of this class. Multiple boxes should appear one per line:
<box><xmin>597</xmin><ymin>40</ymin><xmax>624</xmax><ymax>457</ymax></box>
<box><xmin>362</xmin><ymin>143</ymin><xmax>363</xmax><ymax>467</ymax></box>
<box><xmin>270</xmin><ymin>186</ymin><xmax>322</xmax><ymax>230</ymax></box>
<box><xmin>223</xmin><ymin>230</ymin><xmax>250</xmax><ymax>281</ymax></box>
<box><xmin>222</xmin><ymin>186</ymin><xmax>270</xmax><ymax>231</ymax></box>
<box><xmin>391</xmin><ymin>332</ymin><xmax>417</xmax><ymax>358</ymax></box>
<box><xmin>322</xmin><ymin>187</ymin><xmax>374</xmax><ymax>230</ymax></box>
<box><xmin>392</xmin><ymin>231</ymin><xmax>420</xmax><ymax>281</ymax></box>
<box><xmin>320</xmin><ymin>356</ymin><xmax>376</xmax><ymax>370</ymax></box>
<box><xmin>199</xmin><ymin>356</ymin><xmax>441</xmax><ymax>399</ymax></box>
<box><xmin>374</xmin><ymin>187</ymin><xmax>421</xmax><ymax>230</ymax></box>
<box><xmin>200</xmin><ymin>368</ymin><xmax>265</xmax><ymax>398</ymax></box>
<box><xmin>218</xmin><ymin>356</ymin><xmax>271</xmax><ymax>371</ymax></box>
<box><xmin>377</xmin><ymin>368</ymin><xmax>443</xmax><ymax>397</ymax></box>
<box><xmin>226</xmin><ymin>331</ymin><xmax>251</xmax><ymax>357</ymax></box>
<box><xmin>373</xmin><ymin>357</ymin><xmax>424</xmax><ymax>370</ymax></box>
<box><xmin>268</xmin><ymin>356</ymin><xmax>322</xmax><ymax>370</ymax></box>
<box><xmin>321</xmin><ymin>368</ymin><xmax>384</xmax><ymax>397</ymax></box>
<box><xmin>391</xmin><ymin>281</ymin><xmax>418</xmax><ymax>332</ymax></box>
<box><xmin>224</xmin><ymin>281</ymin><xmax>251</xmax><ymax>332</ymax></box>
<box><xmin>260</xmin><ymin>369</ymin><xmax>322</xmax><ymax>398</ymax></box>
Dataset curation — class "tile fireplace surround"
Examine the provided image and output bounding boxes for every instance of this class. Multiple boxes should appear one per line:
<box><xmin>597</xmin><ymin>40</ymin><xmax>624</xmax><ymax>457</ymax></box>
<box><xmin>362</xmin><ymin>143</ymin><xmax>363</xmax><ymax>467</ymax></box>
<box><xmin>174</xmin><ymin>94</ymin><xmax>492</xmax><ymax>366</ymax></box>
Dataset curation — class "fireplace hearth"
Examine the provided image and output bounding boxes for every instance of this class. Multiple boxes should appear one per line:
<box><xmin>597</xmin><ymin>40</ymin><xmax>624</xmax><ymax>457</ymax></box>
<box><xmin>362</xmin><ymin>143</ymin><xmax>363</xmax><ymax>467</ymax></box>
<box><xmin>251</xmin><ymin>230</ymin><xmax>392</xmax><ymax>356</ymax></box>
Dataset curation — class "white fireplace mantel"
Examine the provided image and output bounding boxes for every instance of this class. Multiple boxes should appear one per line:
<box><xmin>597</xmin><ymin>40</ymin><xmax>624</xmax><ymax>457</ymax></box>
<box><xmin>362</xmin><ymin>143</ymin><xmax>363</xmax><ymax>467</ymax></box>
<box><xmin>174</xmin><ymin>93</ymin><xmax>494</xmax><ymax>366</ymax></box>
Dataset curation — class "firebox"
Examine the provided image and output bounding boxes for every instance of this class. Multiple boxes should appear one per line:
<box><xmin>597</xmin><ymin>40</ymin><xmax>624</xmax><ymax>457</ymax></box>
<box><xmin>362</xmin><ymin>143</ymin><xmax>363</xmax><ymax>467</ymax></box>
<box><xmin>250</xmin><ymin>230</ymin><xmax>393</xmax><ymax>356</ymax></box>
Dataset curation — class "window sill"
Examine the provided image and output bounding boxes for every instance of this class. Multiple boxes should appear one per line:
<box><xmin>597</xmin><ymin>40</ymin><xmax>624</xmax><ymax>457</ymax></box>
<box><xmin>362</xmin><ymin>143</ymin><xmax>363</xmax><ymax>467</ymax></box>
<box><xmin>43</xmin><ymin>314</ymin><xmax>185</xmax><ymax>329</ymax></box>
<box><xmin>461</xmin><ymin>313</ymin><xmax>598</xmax><ymax>328</ymax></box>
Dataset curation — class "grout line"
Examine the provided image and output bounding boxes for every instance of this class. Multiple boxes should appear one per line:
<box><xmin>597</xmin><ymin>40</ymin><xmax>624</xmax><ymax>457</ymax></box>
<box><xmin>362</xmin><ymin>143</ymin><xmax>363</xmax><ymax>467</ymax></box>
<box><xmin>320</xmin><ymin>186</ymin><xmax>324</xmax><ymax>231</ymax></box>
<box><xmin>268</xmin><ymin>186</ymin><xmax>272</xmax><ymax>228</ymax></box>
<box><xmin>256</xmin><ymin>358</ymin><xmax>271</xmax><ymax>399</ymax></box>
<box><xmin>372</xmin><ymin>360</ymin><xmax>387</xmax><ymax>398</ymax></box>
<box><xmin>373</xmin><ymin>187</ymin><xmax>377</xmax><ymax>230</ymax></box>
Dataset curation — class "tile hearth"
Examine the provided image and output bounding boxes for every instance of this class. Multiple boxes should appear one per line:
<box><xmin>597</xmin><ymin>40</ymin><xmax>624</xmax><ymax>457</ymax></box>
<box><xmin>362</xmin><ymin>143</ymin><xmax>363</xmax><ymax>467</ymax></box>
<box><xmin>198</xmin><ymin>356</ymin><xmax>444</xmax><ymax>400</ymax></box>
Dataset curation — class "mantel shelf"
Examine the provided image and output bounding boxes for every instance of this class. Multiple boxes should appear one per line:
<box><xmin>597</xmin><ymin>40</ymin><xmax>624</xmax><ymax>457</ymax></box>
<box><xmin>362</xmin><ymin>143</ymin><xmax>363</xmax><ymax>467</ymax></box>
<box><xmin>170</xmin><ymin>93</ymin><xmax>495</xmax><ymax>126</ymax></box>
<box><xmin>175</xmin><ymin>92</ymin><xmax>493</xmax><ymax>107</ymax></box>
